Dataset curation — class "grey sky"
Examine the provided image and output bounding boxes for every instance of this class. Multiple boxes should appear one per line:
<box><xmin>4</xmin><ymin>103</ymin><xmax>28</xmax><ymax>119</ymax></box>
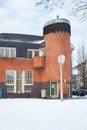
<box><xmin>0</xmin><ymin>0</ymin><xmax>87</xmax><ymax>65</ymax></box>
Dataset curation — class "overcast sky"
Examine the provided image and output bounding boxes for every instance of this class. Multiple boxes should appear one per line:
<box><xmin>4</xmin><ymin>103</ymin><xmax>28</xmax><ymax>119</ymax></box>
<box><xmin>0</xmin><ymin>0</ymin><xmax>87</xmax><ymax>65</ymax></box>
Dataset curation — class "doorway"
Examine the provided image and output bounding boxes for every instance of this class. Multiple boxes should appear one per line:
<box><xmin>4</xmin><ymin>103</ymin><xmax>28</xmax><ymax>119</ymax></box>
<box><xmin>50</xmin><ymin>82</ymin><xmax>58</xmax><ymax>98</ymax></box>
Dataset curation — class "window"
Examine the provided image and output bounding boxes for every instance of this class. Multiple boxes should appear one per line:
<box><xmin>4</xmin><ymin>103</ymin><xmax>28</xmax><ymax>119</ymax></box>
<box><xmin>39</xmin><ymin>48</ymin><xmax>46</xmax><ymax>56</ymax></box>
<box><xmin>0</xmin><ymin>48</ymin><xmax>16</xmax><ymax>58</ymax></box>
<box><xmin>7</xmin><ymin>86</ymin><xmax>14</xmax><ymax>93</ymax></box>
<box><xmin>24</xmin><ymin>71</ymin><xmax>33</xmax><ymax>85</ymax></box>
<box><xmin>10</xmin><ymin>49</ymin><xmax>16</xmax><ymax>57</ymax></box>
<box><xmin>16</xmin><ymin>71</ymin><xmax>22</xmax><ymax>93</ymax></box>
<box><xmin>34</xmin><ymin>51</ymin><xmax>39</xmax><ymax>57</ymax></box>
<box><xmin>24</xmin><ymin>71</ymin><xmax>33</xmax><ymax>93</ymax></box>
<box><xmin>5</xmin><ymin>49</ymin><xmax>9</xmax><ymax>57</ymax></box>
<box><xmin>0</xmin><ymin>49</ymin><xmax>4</xmax><ymax>57</ymax></box>
<box><xmin>27</xmin><ymin>49</ymin><xmax>39</xmax><ymax>58</ymax></box>
<box><xmin>6</xmin><ymin>70</ymin><xmax>33</xmax><ymax>93</ymax></box>
<box><xmin>24</xmin><ymin>86</ymin><xmax>31</xmax><ymax>93</ymax></box>
<box><xmin>6</xmin><ymin>70</ymin><xmax>15</xmax><ymax>93</ymax></box>
<box><xmin>42</xmin><ymin>48</ymin><xmax>46</xmax><ymax>56</ymax></box>
<box><xmin>6</xmin><ymin>70</ymin><xmax>15</xmax><ymax>84</ymax></box>
<box><xmin>27</xmin><ymin>50</ymin><xmax>33</xmax><ymax>58</ymax></box>
<box><xmin>27</xmin><ymin>49</ymin><xmax>45</xmax><ymax>58</ymax></box>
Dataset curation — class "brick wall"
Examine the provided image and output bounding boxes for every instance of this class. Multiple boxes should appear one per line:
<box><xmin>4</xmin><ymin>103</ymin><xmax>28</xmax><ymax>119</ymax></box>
<box><xmin>41</xmin><ymin>31</ymin><xmax>71</xmax><ymax>95</ymax></box>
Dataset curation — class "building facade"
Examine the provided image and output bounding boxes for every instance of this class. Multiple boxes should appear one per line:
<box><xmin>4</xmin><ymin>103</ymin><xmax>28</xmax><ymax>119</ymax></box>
<box><xmin>72</xmin><ymin>62</ymin><xmax>87</xmax><ymax>90</ymax></box>
<box><xmin>0</xmin><ymin>18</ymin><xmax>72</xmax><ymax>98</ymax></box>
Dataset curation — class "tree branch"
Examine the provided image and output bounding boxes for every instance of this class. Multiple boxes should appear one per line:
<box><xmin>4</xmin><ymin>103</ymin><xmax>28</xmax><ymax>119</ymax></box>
<box><xmin>36</xmin><ymin>0</ymin><xmax>65</xmax><ymax>8</ymax></box>
<box><xmin>36</xmin><ymin>0</ymin><xmax>87</xmax><ymax>21</ymax></box>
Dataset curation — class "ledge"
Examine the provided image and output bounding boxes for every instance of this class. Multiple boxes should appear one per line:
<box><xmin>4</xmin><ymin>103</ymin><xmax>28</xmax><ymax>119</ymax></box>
<box><xmin>33</xmin><ymin>56</ymin><xmax>45</xmax><ymax>69</ymax></box>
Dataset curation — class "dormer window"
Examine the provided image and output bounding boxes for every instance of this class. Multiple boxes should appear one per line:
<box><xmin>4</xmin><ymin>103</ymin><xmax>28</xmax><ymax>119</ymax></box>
<box><xmin>0</xmin><ymin>47</ymin><xmax>16</xmax><ymax>58</ymax></box>
<box><xmin>27</xmin><ymin>49</ymin><xmax>39</xmax><ymax>58</ymax></box>
<box><xmin>39</xmin><ymin>48</ymin><xmax>46</xmax><ymax>56</ymax></box>
<box><xmin>34</xmin><ymin>51</ymin><xmax>39</xmax><ymax>57</ymax></box>
<box><xmin>0</xmin><ymin>49</ymin><xmax>3</xmax><ymax>57</ymax></box>
<box><xmin>27</xmin><ymin>50</ymin><xmax>32</xmax><ymax>58</ymax></box>
<box><xmin>27</xmin><ymin>48</ymin><xmax>45</xmax><ymax>59</ymax></box>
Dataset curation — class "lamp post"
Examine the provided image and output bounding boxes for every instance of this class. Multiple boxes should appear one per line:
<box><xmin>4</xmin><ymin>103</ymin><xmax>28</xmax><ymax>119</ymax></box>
<box><xmin>58</xmin><ymin>55</ymin><xmax>65</xmax><ymax>101</ymax></box>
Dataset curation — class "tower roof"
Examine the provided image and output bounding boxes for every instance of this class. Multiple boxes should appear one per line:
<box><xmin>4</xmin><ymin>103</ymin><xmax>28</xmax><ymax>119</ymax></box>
<box><xmin>44</xmin><ymin>18</ymin><xmax>70</xmax><ymax>27</ymax></box>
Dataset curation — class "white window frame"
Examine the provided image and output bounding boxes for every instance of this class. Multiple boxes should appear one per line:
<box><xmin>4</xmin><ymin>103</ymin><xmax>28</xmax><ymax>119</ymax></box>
<box><xmin>7</xmin><ymin>86</ymin><xmax>14</xmax><ymax>93</ymax></box>
<box><xmin>24</xmin><ymin>70</ymin><xmax>33</xmax><ymax>85</ymax></box>
<box><xmin>39</xmin><ymin>48</ymin><xmax>46</xmax><ymax>56</ymax></box>
<box><xmin>24</xmin><ymin>70</ymin><xmax>33</xmax><ymax>93</ymax></box>
<box><xmin>34</xmin><ymin>50</ymin><xmax>39</xmax><ymax>57</ymax></box>
<box><xmin>5</xmin><ymin>70</ymin><xmax>33</xmax><ymax>93</ymax></box>
<box><xmin>5</xmin><ymin>70</ymin><xmax>15</xmax><ymax>85</ymax></box>
<box><xmin>16</xmin><ymin>70</ymin><xmax>23</xmax><ymax>93</ymax></box>
<box><xmin>27</xmin><ymin>49</ymin><xmax>33</xmax><ymax>58</ymax></box>
<box><xmin>27</xmin><ymin>48</ymin><xmax>45</xmax><ymax>58</ymax></box>
<box><xmin>24</xmin><ymin>86</ymin><xmax>31</xmax><ymax>93</ymax></box>
<box><xmin>6</xmin><ymin>70</ymin><xmax>16</xmax><ymax>93</ymax></box>
<box><xmin>27</xmin><ymin>49</ymin><xmax>39</xmax><ymax>58</ymax></box>
<box><xmin>0</xmin><ymin>47</ymin><xmax>16</xmax><ymax>58</ymax></box>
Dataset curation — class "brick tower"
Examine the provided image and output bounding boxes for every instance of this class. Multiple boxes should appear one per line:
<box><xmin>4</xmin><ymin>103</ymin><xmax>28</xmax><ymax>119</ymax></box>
<box><xmin>42</xmin><ymin>17</ymin><xmax>71</xmax><ymax>98</ymax></box>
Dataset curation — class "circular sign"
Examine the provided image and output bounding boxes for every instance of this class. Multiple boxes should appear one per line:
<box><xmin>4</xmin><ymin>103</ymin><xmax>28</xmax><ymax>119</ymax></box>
<box><xmin>58</xmin><ymin>55</ymin><xmax>65</xmax><ymax>63</ymax></box>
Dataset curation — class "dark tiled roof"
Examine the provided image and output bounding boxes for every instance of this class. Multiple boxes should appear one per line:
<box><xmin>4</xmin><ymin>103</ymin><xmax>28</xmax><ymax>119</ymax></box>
<box><xmin>40</xmin><ymin>41</ymin><xmax>45</xmax><ymax>48</ymax></box>
<box><xmin>0</xmin><ymin>33</ymin><xmax>43</xmax><ymax>42</ymax></box>
<box><xmin>0</xmin><ymin>33</ymin><xmax>45</xmax><ymax>49</ymax></box>
<box><xmin>0</xmin><ymin>33</ymin><xmax>45</xmax><ymax>58</ymax></box>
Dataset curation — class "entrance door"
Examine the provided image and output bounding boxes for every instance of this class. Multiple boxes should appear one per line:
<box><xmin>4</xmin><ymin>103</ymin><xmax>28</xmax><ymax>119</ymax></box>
<box><xmin>50</xmin><ymin>82</ymin><xmax>58</xmax><ymax>97</ymax></box>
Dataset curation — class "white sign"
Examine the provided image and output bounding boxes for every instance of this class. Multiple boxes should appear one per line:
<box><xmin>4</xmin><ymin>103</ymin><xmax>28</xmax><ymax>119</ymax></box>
<box><xmin>58</xmin><ymin>55</ymin><xmax>65</xmax><ymax>64</ymax></box>
<box><xmin>72</xmin><ymin>68</ymin><xmax>79</xmax><ymax>76</ymax></box>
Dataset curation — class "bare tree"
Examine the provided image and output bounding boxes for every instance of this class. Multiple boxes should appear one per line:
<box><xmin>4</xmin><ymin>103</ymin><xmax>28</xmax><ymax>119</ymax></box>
<box><xmin>77</xmin><ymin>42</ymin><xmax>87</xmax><ymax>89</ymax></box>
<box><xmin>71</xmin><ymin>1</ymin><xmax>87</xmax><ymax>21</ymax></box>
<box><xmin>36</xmin><ymin>0</ymin><xmax>87</xmax><ymax>21</ymax></box>
<box><xmin>36</xmin><ymin>0</ymin><xmax>65</xmax><ymax>8</ymax></box>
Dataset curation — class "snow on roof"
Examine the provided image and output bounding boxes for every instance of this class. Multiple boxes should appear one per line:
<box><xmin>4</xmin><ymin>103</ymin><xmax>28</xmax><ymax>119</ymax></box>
<box><xmin>0</xmin><ymin>38</ymin><xmax>44</xmax><ymax>44</ymax></box>
<box><xmin>44</xmin><ymin>18</ymin><xmax>70</xmax><ymax>27</ymax></box>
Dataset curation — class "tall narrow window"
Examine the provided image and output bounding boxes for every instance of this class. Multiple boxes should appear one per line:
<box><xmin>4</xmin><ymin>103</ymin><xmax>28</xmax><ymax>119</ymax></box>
<box><xmin>42</xmin><ymin>48</ymin><xmax>46</xmax><ymax>56</ymax></box>
<box><xmin>6</xmin><ymin>70</ymin><xmax>14</xmax><ymax>84</ymax></box>
<box><xmin>27</xmin><ymin>50</ymin><xmax>33</xmax><ymax>58</ymax></box>
<box><xmin>6</xmin><ymin>70</ymin><xmax>15</xmax><ymax>93</ymax></box>
<box><xmin>24</xmin><ymin>71</ymin><xmax>33</xmax><ymax>85</ymax></box>
<box><xmin>0</xmin><ymin>49</ymin><xmax>4</xmax><ymax>57</ymax></box>
<box><xmin>16</xmin><ymin>71</ymin><xmax>22</xmax><ymax>93</ymax></box>
<box><xmin>34</xmin><ymin>51</ymin><xmax>39</xmax><ymax>57</ymax></box>
<box><xmin>39</xmin><ymin>48</ymin><xmax>46</xmax><ymax>56</ymax></box>
<box><xmin>5</xmin><ymin>49</ymin><xmax>9</xmax><ymax>57</ymax></box>
<box><xmin>10</xmin><ymin>49</ymin><xmax>16</xmax><ymax>57</ymax></box>
<box><xmin>24</xmin><ymin>71</ymin><xmax>33</xmax><ymax>93</ymax></box>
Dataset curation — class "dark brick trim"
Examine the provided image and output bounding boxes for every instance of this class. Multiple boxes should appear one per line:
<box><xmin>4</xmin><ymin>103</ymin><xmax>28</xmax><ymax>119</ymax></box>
<box><xmin>0</xmin><ymin>81</ymin><xmax>68</xmax><ymax>99</ymax></box>
<box><xmin>43</xmin><ymin>23</ymin><xmax>71</xmax><ymax>35</ymax></box>
<box><xmin>0</xmin><ymin>82</ymin><xmax>50</xmax><ymax>98</ymax></box>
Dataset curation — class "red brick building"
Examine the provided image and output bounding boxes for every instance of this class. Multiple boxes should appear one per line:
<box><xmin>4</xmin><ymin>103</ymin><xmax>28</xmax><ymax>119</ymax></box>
<box><xmin>0</xmin><ymin>18</ymin><xmax>72</xmax><ymax>98</ymax></box>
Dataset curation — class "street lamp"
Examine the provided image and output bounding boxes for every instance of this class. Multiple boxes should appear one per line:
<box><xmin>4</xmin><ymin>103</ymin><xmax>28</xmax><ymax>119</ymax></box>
<box><xmin>58</xmin><ymin>55</ymin><xmax>65</xmax><ymax>101</ymax></box>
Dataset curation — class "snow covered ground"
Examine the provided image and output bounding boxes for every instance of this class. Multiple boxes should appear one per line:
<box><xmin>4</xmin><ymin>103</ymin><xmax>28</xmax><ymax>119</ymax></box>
<box><xmin>0</xmin><ymin>98</ymin><xmax>87</xmax><ymax>130</ymax></box>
